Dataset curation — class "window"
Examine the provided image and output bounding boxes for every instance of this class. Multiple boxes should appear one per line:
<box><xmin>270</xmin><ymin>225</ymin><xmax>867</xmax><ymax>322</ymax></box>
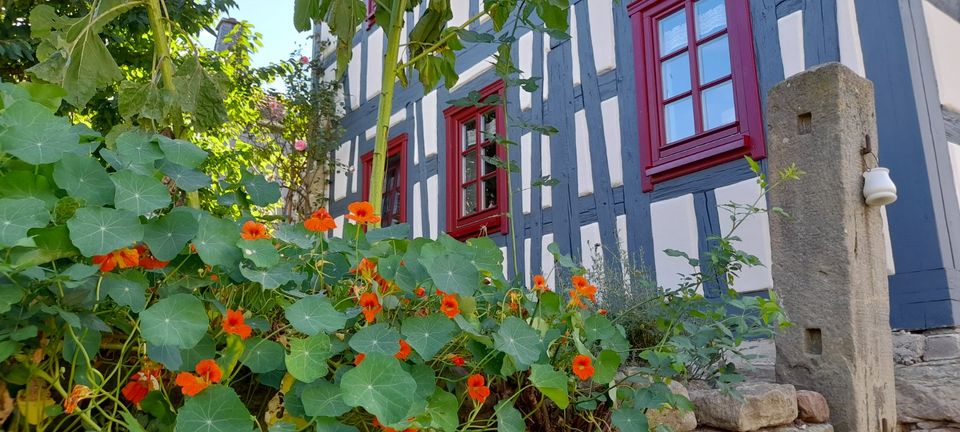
<box><xmin>444</xmin><ymin>81</ymin><xmax>508</xmax><ymax>239</ymax></box>
<box><xmin>361</xmin><ymin>134</ymin><xmax>407</xmax><ymax>227</ymax></box>
<box><xmin>630</xmin><ymin>0</ymin><xmax>765</xmax><ymax>191</ymax></box>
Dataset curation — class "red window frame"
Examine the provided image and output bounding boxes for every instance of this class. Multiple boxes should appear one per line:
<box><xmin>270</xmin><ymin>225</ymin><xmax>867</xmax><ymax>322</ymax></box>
<box><xmin>443</xmin><ymin>81</ymin><xmax>509</xmax><ymax>240</ymax></box>
<box><xmin>361</xmin><ymin>134</ymin><xmax>408</xmax><ymax>226</ymax></box>
<box><xmin>629</xmin><ymin>0</ymin><xmax>766</xmax><ymax>191</ymax></box>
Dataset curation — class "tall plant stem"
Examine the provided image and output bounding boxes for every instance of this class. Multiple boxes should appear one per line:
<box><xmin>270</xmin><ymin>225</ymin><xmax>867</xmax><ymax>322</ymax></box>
<box><xmin>367</xmin><ymin>0</ymin><xmax>409</xmax><ymax>228</ymax></box>
<box><xmin>145</xmin><ymin>0</ymin><xmax>200</xmax><ymax>209</ymax></box>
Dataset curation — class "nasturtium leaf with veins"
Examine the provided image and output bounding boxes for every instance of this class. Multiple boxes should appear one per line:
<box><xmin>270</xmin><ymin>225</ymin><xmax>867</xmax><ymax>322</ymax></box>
<box><xmin>101</xmin><ymin>271</ymin><xmax>148</xmax><ymax>312</ymax></box>
<box><xmin>174</xmin><ymin>385</ymin><xmax>254</xmax><ymax>432</ymax></box>
<box><xmin>425</xmin><ymin>388</ymin><xmax>459</xmax><ymax>431</ymax></box>
<box><xmin>240</xmin><ymin>262</ymin><xmax>302</xmax><ymax>290</ymax></box>
<box><xmin>110</xmin><ymin>171</ymin><xmax>171</xmax><ymax>216</ymax></box>
<box><xmin>594</xmin><ymin>349</ymin><xmax>622</xmax><ymax>384</ymax></box>
<box><xmin>493</xmin><ymin>317</ymin><xmax>543</xmax><ymax>368</ymax></box>
<box><xmin>241</xmin><ymin>337</ymin><xmax>285</xmax><ymax>373</ymax></box>
<box><xmin>422</xmin><ymin>254</ymin><xmax>480</xmax><ymax>296</ymax></box>
<box><xmin>53</xmin><ymin>157</ymin><xmax>115</xmax><ymax>206</ymax></box>
<box><xmin>401</xmin><ymin>313</ymin><xmax>456</xmax><ymax>360</ymax></box>
<box><xmin>0</xmin><ymin>198</ymin><xmax>49</xmax><ymax>248</ymax></box>
<box><xmin>159</xmin><ymin>162</ymin><xmax>211</xmax><ymax>192</ymax></box>
<box><xmin>611</xmin><ymin>408</ymin><xmax>649</xmax><ymax>432</ymax></box>
<box><xmin>340</xmin><ymin>352</ymin><xmax>417</xmax><ymax>425</ymax></box>
<box><xmin>529</xmin><ymin>364</ymin><xmax>570</xmax><ymax>409</ymax></box>
<box><xmin>495</xmin><ymin>400</ymin><xmax>525</xmax><ymax>432</ymax></box>
<box><xmin>348</xmin><ymin>323</ymin><xmax>402</xmax><ymax>356</ymax></box>
<box><xmin>301</xmin><ymin>380</ymin><xmax>351</xmax><ymax>418</ymax></box>
<box><xmin>284</xmin><ymin>295</ymin><xmax>346</xmax><ymax>335</ymax></box>
<box><xmin>0</xmin><ymin>100</ymin><xmax>79</xmax><ymax>164</ymax></box>
<box><xmin>242</xmin><ymin>173</ymin><xmax>282</xmax><ymax>207</ymax></box>
<box><xmin>237</xmin><ymin>239</ymin><xmax>280</xmax><ymax>268</ymax></box>
<box><xmin>142</xmin><ymin>208</ymin><xmax>198</xmax><ymax>261</ymax></box>
<box><xmin>156</xmin><ymin>136</ymin><xmax>208</xmax><ymax>168</ymax></box>
<box><xmin>114</xmin><ymin>131</ymin><xmax>163</xmax><ymax>165</ymax></box>
<box><xmin>193</xmin><ymin>214</ymin><xmax>241</xmax><ymax>268</ymax></box>
<box><xmin>273</xmin><ymin>223</ymin><xmax>315</xmax><ymax>249</ymax></box>
<box><xmin>66</xmin><ymin>207</ymin><xmax>143</xmax><ymax>256</ymax></box>
<box><xmin>285</xmin><ymin>333</ymin><xmax>332</xmax><ymax>383</ymax></box>
<box><xmin>140</xmin><ymin>294</ymin><xmax>208</xmax><ymax>350</ymax></box>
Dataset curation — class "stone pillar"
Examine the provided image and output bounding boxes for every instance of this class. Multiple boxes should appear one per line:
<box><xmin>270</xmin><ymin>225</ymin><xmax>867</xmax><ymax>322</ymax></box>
<box><xmin>767</xmin><ymin>63</ymin><xmax>897</xmax><ymax>432</ymax></box>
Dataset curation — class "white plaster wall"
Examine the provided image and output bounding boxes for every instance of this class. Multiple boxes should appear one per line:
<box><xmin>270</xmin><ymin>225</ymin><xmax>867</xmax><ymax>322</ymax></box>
<box><xmin>333</xmin><ymin>215</ymin><xmax>345</xmax><ymax>238</ymax></box>
<box><xmin>541</xmin><ymin>135</ymin><xmax>553</xmax><ymax>209</ymax></box>
<box><xmin>519</xmin><ymin>32</ymin><xmax>534</xmax><ymax>111</ymax></box>
<box><xmin>543</xmin><ymin>35</ymin><xmax>551</xmax><ymax>101</ymax></box>
<box><xmin>570</xmin><ymin>7</ymin><xmax>582</xmax><ymax>86</ymax></box>
<box><xmin>521</xmin><ymin>133</ymin><xmax>532</xmax><ymax>214</ymax></box>
<box><xmin>650</xmin><ymin>194</ymin><xmax>700</xmax><ymax>291</ymax></box>
<box><xmin>451</xmin><ymin>0</ymin><xmax>470</xmax><ymax>27</ymax></box>
<box><xmin>427</xmin><ymin>174</ymin><xmax>438</xmax><ymax>238</ymax></box>
<box><xmin>422</xmin><ymin>91</ymin><xmax>438</xmax><ymax>158</ymax></box>
<box><xmin>713</xmin><ymin>179</ymin><xmax>774</xmax><ymax>292</ymax></box>
<box><xmin>923</xmin><ymin>1</ymin><xmax>960</xmax><ymax>112</ymax></box>
<box><xmin>524</xmin><ymin>237</ymin><xmax>532</xmax><ymax>286</ymax></box>
<box><xmin>334</xmin><ymin>139</ymin><xmax>352</xmax><ymax>201</ymax></box>
<box><xmin>588</xmin><ymin>0</ymin><xmax>617</xmax><ymax>75</ymax></box>
<box><xmin>449</xmin><ymin>55</ymin><xmax>496</xmax><ymax>92</ymax></box>
<box><xmin>575</xmin><ymin>110</ymin><xmax>594</xmax><ymax>196</ymax></box>
<box><xmin>412</xmin><ymin>181</ymin><xmax>422</xmax><ymax>238</ymax></box>
<box><xmin>881</xmin><ymin>206</ymin><xmax>896</xmax><ymax>276</ymax></box>
<box><xmin>500</xmin><ymin>246</ymin><xmax>509</xmax><ymax>279</ymax></box>
<box><xmin>350</xmin><ymin>137</ymin><xmax>360</xmax><ymax>194</ymax></box>
<box><xmin>777</xmin><ymin>11</ymin><xmax>805</xmax><ymax>78</ymax></box>
<box><xmin>366</xmin><ymin>28</ymin><xmax>384</xmax><ymax>101</ymax></box>
<box><xmin>580</xmin><ymin>222</ymin><xmax>602</xmax><ymax>272</ymax></box>
<box><xmin>601</xmin><ymin>97</ymin><xmax>624</xmax><ymax>187</ymax></box>
<box><xmin>348</xmin><ymin>44</ymin><xmax>361</xmax><ymax>109</ymax></box>
<box><xmin>836</xmin><ymin>0</ymin><xmax>866</xmax><ymax>77</ymax></box>
<box><xmin>541</xmin><ymin>233</ymin><xmax>556</xmax><ymax>290</ymax></box>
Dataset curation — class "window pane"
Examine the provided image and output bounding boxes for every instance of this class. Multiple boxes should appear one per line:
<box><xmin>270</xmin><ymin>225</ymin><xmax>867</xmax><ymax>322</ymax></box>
<box><xmin>463</xmin><ymin>150</ymin><xmax>476</xmax><ymax>181</ymax></box>
<box><xmin>695</xmin><ymin>0</ymin><xmax>726</xmax><ymax>38</ymax></box>
<box><xmin>482</xmin><ymin>177</ymin><xmax>498</xmax><ymax>209</ymax></box>
<box><xmin>463</xmin><ymin>185</ymin><xmax>477</xmax><ymax>215</ymax></box>
<box><xmin>702</xmin><ymin>80</ymin><xmax>736</xmax><ymax>130</ymax></box>
<box><xmin>698</xmin><ymin>35</ymin><xmax>731</xmax><ymax>83</ymax></box>
<box><xmin>462</xmin><ymin>119</ymin><xmax>477</xmax><ymax>149</ymax></box>
<box><xmin>662</xmin><ymin>52</ymin><xmax>691</xmax><ymax>99</ymax></box>
<box><xmin>658</xmin><ymin>9</ymin><xmax>688</xmax><ymax>54</ymax></box>
<box><xmin>482</xmin><ymin>110</ymin><xmax>497</xmax><ymax>140</ymax></box>
<box><xmin>664</xmin><ymin>96</ymin><xmax>695</xmax><ymax>143</ymax></box>
<box><xmin>482</xmin><ymin>144</ymin><xmax>497</xmax><ymax>175</ymax></box>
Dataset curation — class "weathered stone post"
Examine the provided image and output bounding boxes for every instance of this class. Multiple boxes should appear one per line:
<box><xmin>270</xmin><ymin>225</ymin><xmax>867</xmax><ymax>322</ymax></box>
<box><xmin>766</xmin><ymin>63</ymin><xmax>897</xmax><ymax>431</ymax></box>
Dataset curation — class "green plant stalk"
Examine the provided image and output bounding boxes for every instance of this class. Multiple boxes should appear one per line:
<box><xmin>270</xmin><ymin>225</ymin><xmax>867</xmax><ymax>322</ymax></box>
<box><xmin>367</xmin><ymin>0</ymin><xmax>408</xmax><ymax>227</ymax></box>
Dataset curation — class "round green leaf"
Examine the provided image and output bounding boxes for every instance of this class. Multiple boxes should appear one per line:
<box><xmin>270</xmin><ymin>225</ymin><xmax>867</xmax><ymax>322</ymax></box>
<box><xmin>242</xmin><ymin>173</ymin><xmax>281</xmax><ymax>207</ymax></box>
<box><xmin>423</xmin><ymin>254</ymin><xmax>479</xmax><ymax>296</ymax></box>
<box><xmin>159</xmin><ymin>162</ymin><xmax>211</xmax><ymax>192</ymax></box>
<box><xmin>111</xmin><ymin>171</ymin><xmax>171</xmax><ymax>216</ymax></box>
<box><xmin>115</xmin><ymin>131</ymin><xmax>163</xmax><ymax>166</ymax></box>
<box><xmin>495</xmin><ymin>400</ymin><xmax>524</xmax><ymax>432</ymax></box>
<box><xmin>140</xmin><ymin>294</ymin><xmax>208</xmax><ymax>349</ymax></box>
<box><xmin>348</xmin><ymin>323</ymin><xmax>401</xmax><ymax>356</ymax></box>
<box><xmin>340</xmin><ymin>352</ymin><xmax>416</xmax><ymax>425</ymax></box>
<box><xmin>174</xmin><ymin>385</ymin><xmax>254</xmax><ymax>432</ymax></box>
<box><xmin>425</xmin><ymin>389</ymin><xmax>459</xmax><ymax>431</ymax></box>
<box><xmin>157</xmin><ymin>136</ymin><xmax>207</xmax><ymax>168</ymax></box>
<box><xmin>401</xmin><ymin>314</ymin><xmax>456</xmax><ymax>360</ymax></box>
<box><xmin>611</xmin><ymin>408</ymin><xmax>648</xmax><ymax>432</ymax></box>
<box><xmin>594</xmin><ymin>349</ymin><xmax>622</xmax><ymax>384</ymax></box>
<box><xmin>285</xmin><ymin>333</ymin><xmax>332</xmax><ymax>383</ymax></box>
<box><xmin>101</xmin><ymin>271</ymin><xmax>148</xmax><ymax>312</ymax></box>
<box><xmin>0</xmin><ymin>285</ymin><xmax>23</xmax><ymax>315</ymax></box>
<box><xmin>66</xmin><ymin>207</ymin><xmax>144</xmax><ymax>256</ymax></box>
<box><xmin>194</xmin><ymin>214</ymin><xmax>241</xmax><ymax>268</ymax></box>
<box><xmin>274</xmin><ymin>223</ymin><xmax>315</xmax><ymax>249</ymax></box>
<box><xmin>301</xmin><ymin>381</ymin><xmax>351</xmax><ymax>418</ymax></box>
<box><xmin>240</xmin><ymin>262</ymin><xmax>303</xmax><ymax>290</ymax></box>
<box><xmin>53</xmin><ymin>157</ymin><xmax>114</xmax><ymax>206</ymax></box>
<box><xmin>142</xmin><ymin>208</ymin><xmax>199</xmax><ymax>261</ymax></box>
<box><xmin>529</xmin><ymin>364</ymin><xmax>569</xmax><ymax>409</ymax></box>
<box><xmin>284</xmin><ymin>295</ymin><xmax>346</xmax><ymax>336</ymax></box>
<box><xmin>0</xmin><ymin>100</ymin><xmax>78</xmax><ymax>164</ymax></box>
<box><xmin>0</xmin><ymin>198</ymin><xmax>49</xmax><ymax>248</ymax></box>
<box><xmin>493</xmin><ymin>317</ymin><xmax>543</xmax><ymax>368</ymax></box>
<box><xmin>241</xmin><ymin>337</ymin><xmax>285</xmax><ymax>374</ymax></box>
<box><xmin>237</xmin><ymin>239</ymin><xmax>280</xmax><ymax>268</ymax></box>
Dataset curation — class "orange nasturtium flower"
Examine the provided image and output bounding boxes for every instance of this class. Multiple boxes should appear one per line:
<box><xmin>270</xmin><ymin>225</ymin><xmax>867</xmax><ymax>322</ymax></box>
<box><xmin>395</xmin><ymin>339</ymin><xmax>412</xmax><ymax>360</ymax></box>
<box><xmin>222</xmin><ymin>309</ymin><xmax>252</xmax><ymax>339</ymax></box>
<box><xmin>354</xmin><ymin>353</ymin><xmax>366</xmax><ymax>366</ymax></box>
<box><xmin>92</xmin><ymin>247</ymin><xmax>139</xmax><ymax>272</ymax></box>
<box><xmin>345</xmin><ymin>201</ymin><xmax>381</xmax><ymax>224</ymax></box>
<box><xmin>358</xmin><ymin>292</ymin><xmax>382</xmax><ymax>323</ymax></box>
<box><xmin>63</xmin><ymin>384</ymin><xmax>92</xmax><ymax>414</ymax></box>
<box><xmin>440</xmin><ymin>294</ymin><xmax>460</xmax><ymax>319</ymax></box>
<box><xmin>175</xmin><ymin>359</ymin><xmax>222</xmax><ymax>396</ymax></box>
<box><xmin>135</xmin><ymin>245</ymin><xmax>169</xmax><ymax>270</ymax></box>
<box><xmin>414</xmin><ymin>287</ymin><xmax>426</xmax><ymax>297</ymax></box>
<box><xmin>532</xmin><ymin>274</ymin><xmax>549</xmax><ymax>292</ymax></box>
<box><xmin>304</xmin><ymin>208</ymin><xmax>337</xmax><ymax>233</ymax></box>
<box><xmin>351</xmin><ymin>258</ymin><xmax>378</xmax><ymax>280</ymax></box>
<box><xmin>240</xmin><ymin>220</ymin><xmax>271</xmax><ymax>240</ymax></box>
<box><xmin>450</xmin><ymin>354</ymin><xmax>465</xmax><ymax>367</ymax></box>
<box><xmin>466</xmin><ymin>374</ymin><xmax>491</xmax><ymax>404</ymax></box>
<box><xmin>121</xmin><ymin>365</ymin><xmax>162</xmax><ymax>405</ymax></box>
<box><xmin>568</xmin><ymin>290</ymin><xmax>586</xmax><ymax>309</ymax></box>
<box><xmin>572</xmin><ymin>354</ymin><xmax>595</xmax><ymax>381</ymax></box>
<box><xmin>571</xmin><ymin>275</ymin><xmax>597</xmax><ymax>303</ymax></box>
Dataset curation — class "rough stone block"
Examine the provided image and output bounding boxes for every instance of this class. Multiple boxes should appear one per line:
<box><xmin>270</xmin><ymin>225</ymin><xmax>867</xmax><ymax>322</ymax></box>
<box><xmin>796</xmin><ymin>390</ymin><xmax>830</xmax><ymax>423</ymax></box>
<box><xmin>923</xmin><ymin>334</ymin><xmax>960</xmax><ymax>361</ymax></box>
<box><xmin>689</xmin><ymin>382</ymin><xmax>798</xmax><ymax>431</ymax></box>
<box><xmin>646</xmin><ymin>380</ymin><xmax>697</xmax><ymax>432</ymax></box>
<box><xmin>894</xmin><ymin>331</ymin><xmax>926</xmax><ymax>365</ymax></box>
<box><xmin>759</xmin><ymin>424</ymin><xmax>834</xmax><ymax>432</ymax></box>
<box><xmin>896</xmin><ymin>360</ymin><xmax>960</xmax><ymax>424</ymax></box>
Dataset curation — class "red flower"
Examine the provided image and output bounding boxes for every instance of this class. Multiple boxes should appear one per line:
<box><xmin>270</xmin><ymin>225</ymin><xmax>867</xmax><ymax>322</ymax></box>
<box><xmin>440</xmin><ymin>294</ymin><xmax>460</xmax><ymax>319</ymax></box>
<box><xmin>568</xmin><ymin>290</ymin><xmax>586</xmax><ymax>309</ymax></box>
<box><xmin>354</xmin><ymin>353</ymin><xmax>366</xmax><ymax>366</ymax></box>
<box><xmin>572</xmin><ymin>354</ymin><xmax>595</xmax><ymax>381</ymax></box>
<box><xmin>345</xmin><ymin>201</ymin><xmax>381</xmax><ymax>224</ymax></box>
<box><xmin>176</xmin><ymin>359</ymin><xmax>222</xmax><ymax>396</ymax></box>
<box><xmin>222</xmin><ymin>309</ymin><xmax>252</xmax><ymax>339</ymax></box>
<box><xmin>63</xmin><ymin>384</ymin><xmax>92</xmax><ymax>414</ymax></box>
<box><xmin>351</xmin><ymin>258</ymin><xmax>378</xmax><ymax>280</ymax></box>
<box><xmin>92</xmin><ymin>247</ymin><xmax>139</xmax><ymax>272</ymax></box>
<box><xmin>304</xmin><ymin>208</ymin><xmax>337</xmax><ymax>232</ymax></box>
<box><xmin>414</xmin><ymin>287</ymin><xmax>426</xmax><ymax>297</ymax></box>
<box><xmin>451</xmin><ymin>355</ymin><xmax>465</xmax><ymax>367</ymax></box>
<box><xmin>598</xmin><ymin>309</ymin><xmax>608</xmax><ymax>316</ymax></box>
<box><xmin>572</xmin><ymin>275</ymin><xmax>597</xmax><ymax>303</ymax></box>
<box><xmin>395</xmin><ymin>339</ymin><xmax>412</xmax><ymax>360</ymax></box>
<box><xmin>532</xmin><ymin>274</ymin><xmax>549</xmax><ymax>292</ymax></box>
<box><xmin>133</xmin><ymin>244</ymin><xmax>169</xmax><ymax>270</ymax></box>
<box><xmin>121</xmin><ymin>366</ymin><xmax>162</xmax><ymax>405</ymax></box>
<box><xmin>240</xmin><ymin>220</ymin><xmax>270</xmax><ymax>240</ymax></box>
<box><xmin>358</xmin><ymin>292</ymin><xmax>382</xmax><ymax>323</ymax></box>
<box><xmin>466</xmin><ymin>374</ymin><xmax>490</xmax><ymax>404</ymax></box>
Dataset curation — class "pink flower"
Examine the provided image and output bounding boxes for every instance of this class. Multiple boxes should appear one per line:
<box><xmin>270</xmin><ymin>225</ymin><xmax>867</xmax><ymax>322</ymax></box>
<box><xmin>300</xmin><ymin>55</ymin><xmax>310</xmax><ymax>65</ymax></box>
<box><xmin>294</xmin><ymin>139</ymin><xmax>307</xmax><ymax>151</ymax></box>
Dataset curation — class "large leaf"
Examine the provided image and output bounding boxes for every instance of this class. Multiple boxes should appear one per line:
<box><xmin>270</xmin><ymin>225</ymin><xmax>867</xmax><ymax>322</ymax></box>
<box><xmin>242</xmin><ymin>173</ymin><xmax>281</xmax><ymax>207</ymax></box>
<box><xmin>115</xmin><ymin>131</ymin><xmax>163</xmax><ymax>165</ymax></box>
<box><xmin>240</xmin><ymin>262</ymin><xmax>303</xmax><ymax>290</ymax></box>
<box><xmin>66</xmin><ymin>207</ymin><xmax>143</xmax><ymax>256</ymax></box>
<box><xmin>340</xmin><ymin>352</ymin><xmax>416</xmax><ymax>425</ymax></box>
<box><xmin>348</xmin><ymin>323</ymin><xmax>401</xmax><ymax>356</ymax></box>
<box><xmin>173</xmin><ymin>56</ymin><xmax>227</xmax><ymax>131</ymax></box>
<box><xmin>140</xmin><ymin>294</ymin><xmax>209</xmax><ymax>349</ymax></box>
<box><xmin>142</xmin><ymin>208</ymin><xmax>199</xmax><ymax>261</ymax></box>
<box><xmin>302</xmin><ymin>381</ymin><xmax>351</xmax><ymax>418</ymax></box>
<box><xmin>156</xmin><ymin>136</ymin><xmax>207</xmax><ymax>168</ymax></box>
<box><xmin>0</xmin><ymin>198</ymin><xmax>49</xmax><ymax>248</ymax></box>
<box><xmin>111</xmin><ymin>171</ymin><xmax>171</xmax><ymax>216</ymax></box>
<box><xmin>284</xmin><ymin>295</ymin><xmax>346</xmax><ymax>336</ymax></box>
<box><xmin>493</xmin><ymin>317</ymin><xmax>543</xmax><ymax>368</ymax></box>
<box><xmin>237</xmin><ymin>239</ymin><xmax>280</xmax><ymax>268</ymax></box>
<box><xmin>285</xmin><ymin>333</ymin><xmax>332</xmax><ymax>383</ymax></box>
<box><xmin>159</xmin><ymin>162</ymin><xmax>211</xmax><ymax>192</ymax></box>
<box><xmin>0</xmin><ymin>171</ymin><xmax>57</xmax><ymax>209</ymax></box>
<box><xmin>425</xmin><ymin>389</ymin><xmax>459</xmax><ymax>431</ymax></box>
<box><xmin>0</xmin><ymin>285</ymin><xmax>23</xmax><ymax>314</ymax></box>
<box><xmin>495</xmin><ymin>400</ymin><xmax>524</xmax><ymax>432</ymax></box>
<box><xmin>423</xmin><ymin>254</ymin><xmax>479</xmax><ymax>296</ymax></box>
<box><xmin>101</xmin><ymin>271</ymin><xmax>148</xmax><ymax>312</ymax></box>
<box><xmin>194</xmin><ymin>214</ymin><xmax>241</xmax><ymax>268</ymax></box>
<box><xmin>611</xmin><ymin>408</ymin><xmax>648</xmax><ymax>432</ymax></box>
<box><xmin>118</xmin><ymin>80</ymin><xmax>172</xmax><ymax>121</ymax></box>
<box><xmin>241</xmin><ymin>337</ymin><xmax>285</xmax><ymax>374</ymax></box>
<box><xmin>53</xmin><ymin>157</ymin><xmax>114</xmax><ymax>206</ymax></box>
<box><xmin>594</xmin><ymin>349</ymin><xmax>622</xmax><ymax>384</ymax></box>
<box><xmin>273</xmin><ymin>223</ymin><xmax>315</xmax><ymax>249</ymax></box>
<box><xmin>401</xmin><ymin>314</ymin><xmax>456</xmax><ymax>360</ymax></box>
<box><xmin>0</xmin><ymin>100</ymin><xmax>78</xmax><ymax>164</ymax></box>
<box><xmin>174</xmin><ymin>385</ymin><xmax>254</xmax><ymax>432</ymax></box>
<box><xmin>529</xmin><ymin>364</ymin><xmax>569</xmax><ymax>409</ymax></box>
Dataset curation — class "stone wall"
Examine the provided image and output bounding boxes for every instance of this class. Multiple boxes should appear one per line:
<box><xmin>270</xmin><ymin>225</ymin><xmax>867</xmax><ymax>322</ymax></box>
<box><xmin>892</xmin><ymin>329</ymin><xmax>960</xmax><ymax>431</ymax></box>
